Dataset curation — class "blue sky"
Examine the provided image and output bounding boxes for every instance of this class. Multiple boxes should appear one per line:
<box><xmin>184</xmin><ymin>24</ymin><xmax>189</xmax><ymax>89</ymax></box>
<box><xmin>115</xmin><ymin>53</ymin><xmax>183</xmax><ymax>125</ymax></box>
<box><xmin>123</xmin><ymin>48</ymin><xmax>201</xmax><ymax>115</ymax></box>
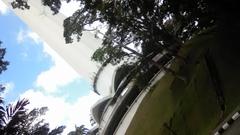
<box><xmin>0</xmin><ymin>11</ymin><xmax>50</xmax><ymax>101</ymax></box>
<box><xmin>0</xmin><ymin>11</ymin><xmax>90</xmax><ymax>102</ymax></box>
<box><xmin>0</xmin><ymin>1</ymin><xmax>100</xmax><ymax>134</ymax></box>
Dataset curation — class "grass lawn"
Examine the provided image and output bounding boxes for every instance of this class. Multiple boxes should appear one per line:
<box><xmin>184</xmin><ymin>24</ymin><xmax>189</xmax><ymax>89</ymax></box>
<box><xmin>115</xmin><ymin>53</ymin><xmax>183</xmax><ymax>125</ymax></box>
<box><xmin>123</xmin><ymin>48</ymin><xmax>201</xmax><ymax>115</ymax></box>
<box><xmin>125</xmin><ymin>28</ymin><xmax>240</xmax><ymax>135</ymax></box>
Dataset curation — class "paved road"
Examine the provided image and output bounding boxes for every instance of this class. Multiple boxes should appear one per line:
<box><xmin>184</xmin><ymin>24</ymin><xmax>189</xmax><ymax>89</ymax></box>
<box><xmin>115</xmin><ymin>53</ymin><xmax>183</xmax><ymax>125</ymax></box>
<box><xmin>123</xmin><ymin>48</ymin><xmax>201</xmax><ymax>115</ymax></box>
<box><xmin>223</xmin><ymin>117</ymin><xmax>240</xmax><ymax>135</ymax></box>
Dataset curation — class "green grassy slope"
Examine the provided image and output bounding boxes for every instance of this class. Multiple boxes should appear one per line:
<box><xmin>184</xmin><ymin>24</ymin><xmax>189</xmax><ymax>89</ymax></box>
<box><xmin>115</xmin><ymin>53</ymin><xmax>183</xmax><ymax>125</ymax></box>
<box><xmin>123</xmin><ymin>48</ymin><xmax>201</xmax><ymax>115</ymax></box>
<box><xmin>125</xmin><ymin>29</ymin><xmax>240</xmax><ymax>135</ymax></box>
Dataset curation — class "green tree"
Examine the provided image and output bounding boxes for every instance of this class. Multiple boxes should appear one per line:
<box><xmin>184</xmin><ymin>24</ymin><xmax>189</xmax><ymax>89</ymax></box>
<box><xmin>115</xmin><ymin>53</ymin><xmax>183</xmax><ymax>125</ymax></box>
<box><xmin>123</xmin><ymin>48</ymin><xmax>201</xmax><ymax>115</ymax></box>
<box><xmin>0</xmin><ymin>98</ymin><xmax>65</xmax><ymax>135</ymax></box>
<box><xmin>0</xmin><ymin>41</ymin><xmax>9</xmax><ymax>74</ymax></box>
<box><xmin>67</xmin><ymin>125</ymin><xmax>89</xmax><ymax>135</ymax></box>
<box><xmin>11</xmin><ymin>0</ymin><xmax>30</xmax><ymax>10</ymax></box>
<box><xmin>0</xmin><ymin>41</ymin><xmax>9</xmax><ymax>113</ymax></box>
<box><xmin>0</xmin><ymin>98</ymin><xmax>29</xmax><ymax>134</ymax></box>
<box><xmin>11</xmin><ymin>0</ymin><xmax>239</xmax><ymax>86</ymax></box>
<box><xmin>12</xmin><ymin>0</ymin><xmax>239</xmax><ymax>66</ymax></box>
<box><xmin>41</xmin><ymin>0</ymin><xmax>206</xmax><ymax>58</ymax></box>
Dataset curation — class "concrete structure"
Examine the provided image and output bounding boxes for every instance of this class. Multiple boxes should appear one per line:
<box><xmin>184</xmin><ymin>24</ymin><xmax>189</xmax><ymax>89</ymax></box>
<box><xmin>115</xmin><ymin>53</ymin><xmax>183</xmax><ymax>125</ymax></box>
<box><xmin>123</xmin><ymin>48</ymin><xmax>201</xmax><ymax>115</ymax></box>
<box><xmin>213</xmin><ymin>108</ymin><xmax>240</xmax><ymax>135</ymax></box>
<box><xmin>3</xmin><ymin>0</ymin><xmax>115</xmax><ymax>96</ymax></box>
<box><xmin>90</xmin><ymin>58</ymin><xmax>172</xmax><ymax>135</ymax></box>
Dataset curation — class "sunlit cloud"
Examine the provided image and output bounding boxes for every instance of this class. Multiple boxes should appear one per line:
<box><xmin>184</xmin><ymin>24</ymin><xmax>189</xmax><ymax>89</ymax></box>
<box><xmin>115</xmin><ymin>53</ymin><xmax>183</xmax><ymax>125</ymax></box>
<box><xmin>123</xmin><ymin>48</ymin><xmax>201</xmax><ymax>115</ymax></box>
<box><xmin>27</xmin><ymin>31</ymin><xmax>41</xmax><ymax>44</ymax></box>
<box><xmin>20</xmin><ymin>89</ymin><xmax>101</xmax><ymax>134</ymax></box>
<box><xmin>17</xmin><ymin>28</ymin><xmax>41</xmax><ymax>44</ymax></box>
<box><xmin>15</xmin><ymin>28</ymin><xmax>80</xmax><ymax>93</ymax></box>
<box><xmin>20</xmin><ymin>52</ymin><xmax>28</xmax><ymax>58</ymax></box>
<box><xmin>16</xmin><ymin>29</ymin><xmax>24</xmax><ymax>43</ymax></box>
<box><xmin>36</xmin><ymin>42</ymin><xmax>80</xmax><ymax>93</ymax></box>
<box><xmin>60</xmin><ymin>1</ymin><xmax>81</xmax><ymax>17</ymax></box>
<box><xmin>12</xmin><ymin>6</ymin><xmax>102</xmax><ymax>134</ymax></box>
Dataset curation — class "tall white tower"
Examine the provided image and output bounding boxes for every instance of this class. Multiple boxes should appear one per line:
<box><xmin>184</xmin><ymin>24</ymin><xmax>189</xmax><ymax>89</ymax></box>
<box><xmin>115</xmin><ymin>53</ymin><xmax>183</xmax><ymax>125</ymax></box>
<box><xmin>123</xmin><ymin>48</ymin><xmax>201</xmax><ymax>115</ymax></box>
<box><xmin>3</xmin><ymin>0</ymin><xmax>115</xmax><ymax>96</ymax></box>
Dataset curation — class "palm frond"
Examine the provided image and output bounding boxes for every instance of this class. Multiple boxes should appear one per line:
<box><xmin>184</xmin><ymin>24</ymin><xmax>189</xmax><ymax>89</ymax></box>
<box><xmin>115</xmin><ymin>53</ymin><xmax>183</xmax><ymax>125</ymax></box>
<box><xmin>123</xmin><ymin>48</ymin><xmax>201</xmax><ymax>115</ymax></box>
<box><xmin>0</xmin><ymin>98</ymin><xmax>29</xmax><ymax>134</ymax></box>
<box><xmin>49</xmin><ymin>125</ymin><xmax>66</xmax><ymax>135</ymax></box>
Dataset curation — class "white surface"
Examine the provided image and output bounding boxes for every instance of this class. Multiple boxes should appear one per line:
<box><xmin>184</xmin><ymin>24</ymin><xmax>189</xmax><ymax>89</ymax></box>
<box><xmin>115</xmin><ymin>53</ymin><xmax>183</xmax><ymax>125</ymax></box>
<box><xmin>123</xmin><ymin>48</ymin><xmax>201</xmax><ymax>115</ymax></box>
<box><xmin>99</xmin><ymin>104</ymin><xmax>115</xmax><ymax>131</ymax></box>
<box><xmin>222</xmin><ymin>123</ymin><xmax>230</xmax><ymax>130</ymax></box>
<box><xmin>232</xmin><ymin>112</ymin><xmax>240</xmax><ymax>120</ymax></box>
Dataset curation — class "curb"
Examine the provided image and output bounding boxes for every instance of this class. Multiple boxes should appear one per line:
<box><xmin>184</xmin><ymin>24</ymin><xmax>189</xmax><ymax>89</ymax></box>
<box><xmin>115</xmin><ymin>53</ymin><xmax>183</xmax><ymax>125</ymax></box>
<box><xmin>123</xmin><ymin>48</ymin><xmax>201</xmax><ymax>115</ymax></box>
<box><xmin>214</xmin><ymin>111</ymin><xmax>240</xmax><ymax>135</ymax></box>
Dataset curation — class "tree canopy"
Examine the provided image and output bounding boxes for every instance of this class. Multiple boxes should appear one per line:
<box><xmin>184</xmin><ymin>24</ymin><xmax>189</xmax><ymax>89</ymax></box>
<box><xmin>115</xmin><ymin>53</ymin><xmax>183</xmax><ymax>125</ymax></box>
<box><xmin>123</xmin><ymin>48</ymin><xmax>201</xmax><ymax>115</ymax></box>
<box><xmin>12</xmin><ymin>0</ymin><xmax>239</xmax><ymax>65</ymax></box>
<box><xmin>39</xmin><ymin>0</ymin><xmax>238</xmax><ymax>85</ymax></box>
<box><xmin>42</xmin><ymin>0</ymin><xmax>213</xmax><ymax>61</ymax></box>
<box><xmin>0</xmin><ymin>98</ymin><xmax>66</xmax><ymax>135</ymax></box>
<box><xmin>11</xmin><ymin>0</ymin><xmax>240</xmax><ymax>93</ymax></box>
<box><xmin>67</xmin><ymin>125</ymin><xmax>89</xmax><ymax>135</ymax></box>
<box><xmin>0</xmin><ymin>41</ymin><xmax>9</xmax><ymax>74</ymax></box>
<box><xmin>0</xmin><ymin>41</ymin><xmax>9</xmax><ymax>104</ymax></box>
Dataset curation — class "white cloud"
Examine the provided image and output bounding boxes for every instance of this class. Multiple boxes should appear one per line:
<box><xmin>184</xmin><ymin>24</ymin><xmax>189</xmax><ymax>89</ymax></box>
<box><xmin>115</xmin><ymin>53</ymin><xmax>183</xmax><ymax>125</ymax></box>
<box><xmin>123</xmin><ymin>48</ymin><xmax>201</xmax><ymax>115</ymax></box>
<box><xmin>20</xmin><ymin>52</ymin><xmax>28</xmax><ymax>58</ymax></box>
<box><xmin>17</xmin><ymin>29</ymin><xmax>41</xmax><ymax>44</ymax></box>
<box><xmin>0</xmin><ymin>1</ymin><xmax>9</xmax><ymax>15</ymax></box>
<box><xmin>17</xmin><ymin>29</ymin><xmax>24</xmax><ymax>43</ymax></box>
<box><xmin>14</xmin><ymin>26</ymin><xmax>100</xmax><ymax>134</ymax></box>
<box><xmin>1</xmin><ymin>82</ymin><xmax>14</xmax><ymax>98</ymax></box>
<box><xmin>25</xmin><ymin>40</ymin><xmax>100</xmax><ymax>133</ymax></box>
<box><xmin>20</xmin><ymin>89</ymin><xmax>101</xmax><ymax>134</ymax></box>
<box><xmin>16</xmin><ymin>28</ymin><xmax>80</xmax><ymax>93</ymax></box>
<box><xmin>60</xmin><ymin>1</ymin><xmax>81</xmax><ymax>17</ymax></box>
<box><xmin>27</xmin><ymin>31</ymin><xmax>41</xmax><ymax>44</ymax></box>
<box><xmin>36</xmin><ymin>42</ymin><xmax>80</xmax><ymax>93</ymax></box>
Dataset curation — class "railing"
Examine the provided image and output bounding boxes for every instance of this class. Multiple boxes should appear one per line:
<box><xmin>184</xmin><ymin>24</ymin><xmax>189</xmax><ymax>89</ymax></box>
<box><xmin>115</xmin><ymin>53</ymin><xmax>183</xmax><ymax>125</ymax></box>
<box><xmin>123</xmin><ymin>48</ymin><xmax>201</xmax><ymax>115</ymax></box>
<box><xmin>212</xmin><ymin>105</ymin><xmax>240</xmax><ymax>135</ymax></box>
<box><xmin>113</xmin><ymin>59</ymin><xmax>173</xmax><ymax>135</ymax></box>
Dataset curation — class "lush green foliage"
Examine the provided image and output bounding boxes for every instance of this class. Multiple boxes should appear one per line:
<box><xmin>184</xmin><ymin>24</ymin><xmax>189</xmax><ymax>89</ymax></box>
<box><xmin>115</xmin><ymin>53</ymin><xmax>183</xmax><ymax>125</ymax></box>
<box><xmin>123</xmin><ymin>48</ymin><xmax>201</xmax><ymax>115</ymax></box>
<box><xmin>12</xmin><ymin>0</ymin><xmax>239</xmax><ymax>93</ymax></box>
<box><xmin>67</xmin><ymin>125</ymin><xmax>89</xmax><ymax>135</ymax></box>
<box><xmin>11</xmin><ymin>0</ymin><xmax>30</xmax><ymax>10</ymax></box>
<box><xmin>38</xmin><ymin>0</ymin><xmax>239</xmax><ymax>93</ymax></box>
<box><xmin>0</xmin><ymin>41</ymin><xmax>6</xmax><ymax>131</ymax></box>
<box><xmin>0</xmin><ymin>99</ymin><xmax>65</xmax><ymax>135</ymax></box>
<box><xmin>0</xmin><ymin>41</ymin><xmax>9</xmax><ymax>74</ymax></box>
<box><xmin>12</xmin><ymin>0</ymin><xmax>239</xmax><ymax>71</ymax></box>
<box><xmin>0</xmin><ymin>41</ymin><xmax>9</xmax><ymax>111</ymax></box>
<box><xmin>40</xmin><ymin>0</ymin><xmax>224</xmax><ymax>63</ymax></box>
